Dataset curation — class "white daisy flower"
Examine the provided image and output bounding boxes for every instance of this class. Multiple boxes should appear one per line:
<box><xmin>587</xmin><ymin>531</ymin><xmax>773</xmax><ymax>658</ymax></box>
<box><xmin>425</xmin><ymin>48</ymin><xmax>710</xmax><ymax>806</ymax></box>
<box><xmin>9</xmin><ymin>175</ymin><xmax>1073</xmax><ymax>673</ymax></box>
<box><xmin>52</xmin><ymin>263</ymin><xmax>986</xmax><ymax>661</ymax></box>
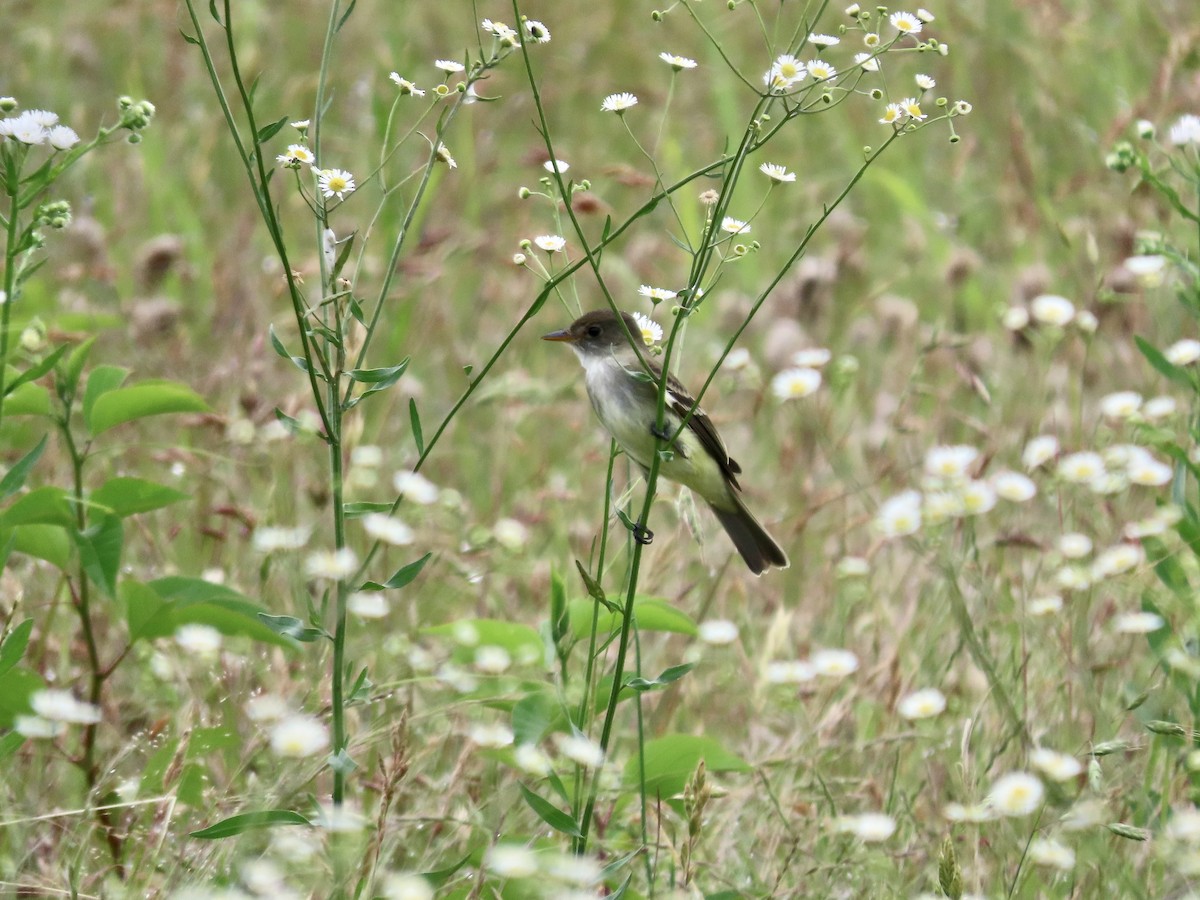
<box><xmin>771</xmin><ymin>367</ymin><xmax>822</xmax><ymax>400</ymax></box>
<box><xmin>897</xmin><ymin>688</ymin><xmax>947</xmax><ymax>720</ymax></box>
<box><xmin>889</xmin><ymin>10</ymin><xmax>923</xmax><ymax>33</ymax></box>
<box><xmin>720</xmin><ymin>216</ymin><xmax>751</xmax><ymax>234</ymax></box>
<box><xmin>659</xmin><ymin>52</ymin><xmax>698</xmax><ymax>70</ymax></box>
<box><xmin>835</xmin><ymin>812</ymin><xmax>896</xmax><ymax>842</ymax></box>
<box><xmin>1165</xmin><ymin>338</ymin><xmax>1200</xmax><ymax>365</ymax></box>
<box><xmin>601</xmin><ymin>92</ymin><xmax>638</xmax><ymax>113</ymax></box>
<box><xmin>1169</xmin><ymin>114</ymin><xmax>1200</xmax><ymax>146</ymax></box>
<box><xmin>759</xmin><ymin>162</ymin><xmax>796</xmax><ymax>183</ymax></box>
<box><xmin>1028</xmin><ymin>838</ymin><xmax>1075</xmax><ymax>871</ymax></box>
<box><xmin>317</xmin><ymin>168</ymin><xmax>356</xmax><ymax>200</ymax></box>
<box><xmin>1113</xmin><ymin>611</ymin><xmax>1165</xmax><ymax>634</ymax></box>
<box><xmin>992</xmin><ymin>471</ymin><xmax>1037</xmax><ymax>502</ymax></box>
<box><xmin>806</xmin><ymin>59</ymin><xmax>837</xmax><ymax>82</ymax></box>
<box><xmin>988</xmin><ymin>771</ymin><xmax>1044</xmax><ymax>817</ymax></box>
<box><xmin>1099</xmin><ymin>391</ymin><xmax>1142</xmax><ymax>420</ymax></box>
<box><xmin>1031</xmin><ymin>748</ymin><xmax>1084</xmax><ymax>781</ymax></box>
<box><xmin>1023</xmin><ymin>435</ymin><xmax>1059</xmax><ymax>469</ymax></box>
<box><xmin>811</xmin><ymin>648</ymin><xmax>859</xmax><ymax>677</ymax></box>
<box><xmin>925</xmin><ymin>444</ymin><xmax>979</xmax><ymax>479</ymax></box>
<box><xmin>1058</xmin><ymin>533</ymin><xmax>1092</xmax><ymax>558</ymax></box>
<box><xmin>389</xmin><ymin>73</ymin><xmax>426</xmax><ymax>97</ymax></box>
<box><xmin>698</xmin><ymin>619</ymin><xmax>739</xmax><ymax>645</ymax></box>
<box><xmin>523</xmin><ymin>19</ymin><xmax>551</xmax><ymax>43</ymax></box>
<box><xmin>1028</xmin><ymin>595</ymin><xmax>1064</xmax><ymax>616</ymax></box>
<box><xmin>1057</xmin><ymin>451</ymin><xmax>1104</xmax><ymax>483</ymax></box>
<box><xmin>874</xmin><ymin>490</ymin><xmax>922</xmax><ymax>538</ymax></box>
<box><xmin>31</xmin><ymin>689</ymin><xmax>102</xmax><ymax>724</ymax></box>
<box><xmin>638</xmin><ymin>284</ymin><xmax>677</xmax><ymax>303</ymax></box>
<box><xmin>765</xmin><ymin>660</ymin><xmax>817</xmax><ymax>683</ymax></box>
<box><xmin>1030</xmin><ymin>294</ymin><xmax>1075</xmax><ymax>326</ymax></box>
<box><xmin>632</xmin><ymin>312</ymin><xmax>663</xmax><ymax>346</ymax></box>
<box><xmin>270</xmin><ymin>715</ymin><xmax>330</xmax><ymax>757</ymax></box>
<box><xmin>533</xmin><ymin>234</ymin><xmax>566</xmax><ymax>252</ymax></box>
<box><xmin>434</xmin><ymin>59</ymin><xmax>465</xmax><ymax>74</ymax></box>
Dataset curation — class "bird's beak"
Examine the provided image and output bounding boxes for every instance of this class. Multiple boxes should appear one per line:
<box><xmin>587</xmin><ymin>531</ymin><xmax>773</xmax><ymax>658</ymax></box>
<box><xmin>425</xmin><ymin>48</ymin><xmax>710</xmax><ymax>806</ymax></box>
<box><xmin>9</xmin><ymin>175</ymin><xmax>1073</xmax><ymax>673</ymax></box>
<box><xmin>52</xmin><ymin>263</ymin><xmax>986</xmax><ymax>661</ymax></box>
<box><xmin>542</xmin><ymin>328</ymin><xmax>577</xmax><ymax>342</ymax></box>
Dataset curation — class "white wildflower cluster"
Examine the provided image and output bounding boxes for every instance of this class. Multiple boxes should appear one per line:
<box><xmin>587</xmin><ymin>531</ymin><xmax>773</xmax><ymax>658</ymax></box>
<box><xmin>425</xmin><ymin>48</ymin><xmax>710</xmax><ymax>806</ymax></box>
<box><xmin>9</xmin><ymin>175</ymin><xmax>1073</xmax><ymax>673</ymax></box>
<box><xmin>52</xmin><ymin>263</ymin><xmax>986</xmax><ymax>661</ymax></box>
<box><xmin>0</xmin><ymin>105</ymin><xmax>79</xmax><ymax>149</ymax></box>
<box><xmin>274</xmin><ymin>120</ymin><xmax>357</xmax><ymax>201</ymax></box>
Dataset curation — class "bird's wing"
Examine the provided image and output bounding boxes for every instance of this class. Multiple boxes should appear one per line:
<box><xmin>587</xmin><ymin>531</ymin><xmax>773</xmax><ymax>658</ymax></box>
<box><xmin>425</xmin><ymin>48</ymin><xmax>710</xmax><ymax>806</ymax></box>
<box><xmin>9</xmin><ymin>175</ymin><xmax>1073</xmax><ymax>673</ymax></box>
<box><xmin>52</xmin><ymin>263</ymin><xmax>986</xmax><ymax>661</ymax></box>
<box><xmin>639</xmin><ymin>359</ymin><xmax>743</xmax><ymax>489</ymax></box>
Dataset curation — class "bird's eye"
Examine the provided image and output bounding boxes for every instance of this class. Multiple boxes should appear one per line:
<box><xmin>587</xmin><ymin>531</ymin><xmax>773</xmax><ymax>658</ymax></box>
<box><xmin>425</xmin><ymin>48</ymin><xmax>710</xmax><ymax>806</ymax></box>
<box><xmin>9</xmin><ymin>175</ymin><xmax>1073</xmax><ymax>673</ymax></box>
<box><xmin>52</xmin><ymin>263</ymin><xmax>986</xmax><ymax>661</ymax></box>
<box><xmin>586</xmin><ymin>324</ymin><xmax>602</xmax><ymax>338</ymax></box>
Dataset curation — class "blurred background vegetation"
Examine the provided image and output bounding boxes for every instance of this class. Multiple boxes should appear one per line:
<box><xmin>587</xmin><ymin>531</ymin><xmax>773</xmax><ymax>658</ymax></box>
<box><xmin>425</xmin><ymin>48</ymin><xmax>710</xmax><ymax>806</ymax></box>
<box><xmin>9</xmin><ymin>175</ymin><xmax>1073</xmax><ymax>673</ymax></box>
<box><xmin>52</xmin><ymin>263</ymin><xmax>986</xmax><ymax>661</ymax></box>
<box><xmin>5</xmin><ymin>0</ymin><xmax>1200</xmax><ymax>894</ymax></box>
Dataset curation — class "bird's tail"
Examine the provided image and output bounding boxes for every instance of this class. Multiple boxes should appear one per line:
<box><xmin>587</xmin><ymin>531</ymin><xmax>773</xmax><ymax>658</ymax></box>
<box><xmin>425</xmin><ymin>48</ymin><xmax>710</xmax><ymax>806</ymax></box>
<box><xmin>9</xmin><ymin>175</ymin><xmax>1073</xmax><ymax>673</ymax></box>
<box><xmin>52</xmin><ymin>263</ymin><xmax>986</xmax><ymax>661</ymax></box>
<box><xmin>709</xmin><ymin>494</ymin><xmax>789</xmax><ymax>576</ymax></box>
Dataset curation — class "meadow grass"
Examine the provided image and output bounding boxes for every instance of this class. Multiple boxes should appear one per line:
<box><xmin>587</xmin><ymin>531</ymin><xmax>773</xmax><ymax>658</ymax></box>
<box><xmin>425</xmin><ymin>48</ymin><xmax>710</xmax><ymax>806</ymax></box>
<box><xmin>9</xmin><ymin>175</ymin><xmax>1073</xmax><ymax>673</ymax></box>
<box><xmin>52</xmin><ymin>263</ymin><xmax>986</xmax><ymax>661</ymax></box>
<box><xmin>2</xmin><ymin>0</ymin><xmax>1200</xmax><ymax>897</ymax></box>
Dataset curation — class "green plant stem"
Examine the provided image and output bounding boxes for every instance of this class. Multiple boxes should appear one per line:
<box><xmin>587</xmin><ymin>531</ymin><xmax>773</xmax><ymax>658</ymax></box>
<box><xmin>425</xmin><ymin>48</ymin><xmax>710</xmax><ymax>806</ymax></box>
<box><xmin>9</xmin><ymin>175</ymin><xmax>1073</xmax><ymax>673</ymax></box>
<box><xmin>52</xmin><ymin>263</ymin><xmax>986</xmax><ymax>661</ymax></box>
<box><xmin>58</xmin><ymin>410</ymin><xmax>125</xmax><ymax>873</ymax></box>
<box><xmin>0</xmin><ymin>166</ymin><xmax>20</xmax><ymax>426</ymax></box>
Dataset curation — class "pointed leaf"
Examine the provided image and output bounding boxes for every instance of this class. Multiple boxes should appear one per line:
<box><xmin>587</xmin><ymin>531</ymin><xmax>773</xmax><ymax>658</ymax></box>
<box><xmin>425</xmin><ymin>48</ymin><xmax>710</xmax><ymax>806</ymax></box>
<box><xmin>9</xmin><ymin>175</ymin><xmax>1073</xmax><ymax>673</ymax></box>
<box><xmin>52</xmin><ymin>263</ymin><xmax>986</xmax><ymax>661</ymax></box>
<box><xmin>82</xmin><ymin>365</ymin><xmax>131</xmax><ymax>427</ymax></box>
<box><xmin>409</xmin><ymin>398</ymin><xmax>424</xmax><ymax>455</ymax></box>
<box><xmin>626</xmin><ymin>663</ymin><xmax>695</xmax><ymax>692</ymax></box>
<box><xmin>258</xmin><ymin>613</ymin><xmax>328</xmax><ymax>642</ymax></box>
<box><xmin>90</xmin><ymin>477</ymin><xmax>189</xmax><ymax>517</ymax></box>
<box><xmin>4</xmin><ymin>346</ymin><xmax>69</xmax><ymax>397</ymax></box>
<box><xmin>0</xmin><ymin>435</ymin><xmax>48</xmax><ymax>502</ymax></box>
<box><xmin>88</xmin><ymin>381</ymin><xmax>208</xmax><ymax>434</ymax></box>
<box><xmin>359</xmin><ymin>552</ymin><xmax>431</xmax><ymax>591</ymax></box>
<box><xmin>75</xmin><ymin>514</ymin><xmax>123</xmax><ymax>597</ymax></box>
<box><xmin>255</xmin><ymin>115</ymin><xmax>289</xmax><ymax>146</ymax></box>
<box><xmin>268</xmin><ymin>324</ymin><xmax>310</xmax><ymax>372</ymax></box>
<box><xmin>0</xmin><ymin>619</ymin><xmax>34</xmax><ymax>678</ymax></box>
<box><xmin>1136</xmin><ymin>336</ymin><xmax>1192</xmax><ymax>389</ymax></box>
<box><xmin>0</xmin><ymin>486</ymin><xmax>75</xmax><ymax>528</ymax></box>
<box><xmin>190</xmin><ymin>809</ymin><xmax>311</xmax><ymax>839</ymax></box>
<box><xmin>518</xmin><ymin>783</ymin><xmax>582</xmax><ymax>838</ymax></box>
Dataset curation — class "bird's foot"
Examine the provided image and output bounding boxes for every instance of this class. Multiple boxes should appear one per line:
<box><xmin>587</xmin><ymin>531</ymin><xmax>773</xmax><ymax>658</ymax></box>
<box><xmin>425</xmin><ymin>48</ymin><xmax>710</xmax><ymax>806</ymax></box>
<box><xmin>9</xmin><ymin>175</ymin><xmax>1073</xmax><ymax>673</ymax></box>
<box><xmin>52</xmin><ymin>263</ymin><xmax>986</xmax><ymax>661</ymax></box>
<box><xmin>631</xmin><ymin>520</ymin><xmax>654</xmax><ymax>545</ymax></box>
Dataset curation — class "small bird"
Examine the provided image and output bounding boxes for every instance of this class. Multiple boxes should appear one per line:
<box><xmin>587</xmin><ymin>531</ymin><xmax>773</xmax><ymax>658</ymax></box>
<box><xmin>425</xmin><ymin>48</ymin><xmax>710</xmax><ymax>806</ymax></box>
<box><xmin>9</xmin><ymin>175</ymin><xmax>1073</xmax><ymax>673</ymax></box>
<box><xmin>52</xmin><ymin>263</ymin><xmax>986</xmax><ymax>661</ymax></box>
<box><xmin>543</xmin><ymin>308</ymin><xmax>789</xmax><ymax>575</ymax></box>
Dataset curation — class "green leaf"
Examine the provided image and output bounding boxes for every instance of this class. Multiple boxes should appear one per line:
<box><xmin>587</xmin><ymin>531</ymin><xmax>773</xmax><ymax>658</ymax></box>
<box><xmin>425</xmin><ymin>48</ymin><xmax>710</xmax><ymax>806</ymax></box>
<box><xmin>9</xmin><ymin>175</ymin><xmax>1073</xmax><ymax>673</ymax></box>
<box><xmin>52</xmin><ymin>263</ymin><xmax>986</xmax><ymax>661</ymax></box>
<box><xmin>423</xmin><ymin>618</ymin><xmax>543</xmax><ymax>661</ymax></box>
<box><xmin>409</xmin><ymin>397</ymin><xmax>424</xmax><ymax>455</ymax></box>
<box><xmin>75</xmin><ymin>514</ymin><xmax>123</xmax><ymax>597</ymax></box>
<box><xmin>88</xmin><ymin>380</ymin><xmax>208</xmax><ymax>434</ymax></box>
<box><xmin>4</xmin><ymin>345</ymin><xmax>68</xmax><ymax>397</ymax></box>
<box><xmin>258</xmin><ymin>613</ymin><xmax>328</xmax><ymax>643</ymax></box>
<box><xmin>268</xmin><ymin>324</ymin><xmax>310</xmax><ymax>373</ymax></box>
<box><xmin>344</xmin><ymin>501</ymin><xmax>395</xmax><ymax>518</ymax></box>
<box><xmin>0</xmin><ymin>730</ymin><xmax>24</xmax><ymax>760</ymax></box>
<box><xmin>61</xmin><ymin>336</ymin><xmax>98</xmax><ymax>400</ymax></box>
<box><xmin>518</xmin><ymin>783</ymin><xmax>582</xmax><ymax>838</ymax></box>
<box><xmin>0</xmin><ymin>667</ymin><xmax>44</xmax><ymax>729</ymax></box>
<box><xmin>82</xmin><ymin>365</ymin><xmax>131</xmax><ymax>427</ymax></box>
<box><xmin>4</xmin><ymin>381</ymin><xmax>52</xmax><ymax>416</ymax></box>
<box><xmin>1144</xmin><ymin>535</ymin><xmax>1191</xmax><ymax>598</ymax></box>
<box><xmin>190</xmin><ymin>809</ymin><xmax>311</xmax><ymax>839</ymax></box>
<box><xmin>0</xmin><ymin>619</ymin><xmax>34</xmax><ymax>678</ymax></box>
<box><xmin>5</xmin><ymin>524</ymin><xmax>70</xmax><ymax>569</ymax></box>
<box><xmin>0</xmin><ymin>486</ymin><xmax>75</xmax><ymax>527</ymax></box>
<box><xmin>511</xmin><ymin>689</ymin><xmax>558</xmax><ymax>746</ymax></box>
<box><xmin>575</xmin><ymin>560</ymin><xmax>619</xmax><ymax>613</ymax></box>
<box><xmin>0</xmin><ymin>434</ymin><xmax>48</xmax><ymax>502</ymax></box>
<box><xmin>124</xmin><ymin>578</ymin><xmax>292</xmax><ymax>647</ymax></box>
<box><xmin>626</xmin><ymin>663</ymin><xmax>695</xmax><ymax>692</ymax></box>
<box><xmin>255</xmin><ymin>115</ymin><xmax>289</xmax><ymax>145</ymax></box>
<box><xmin>1136</xmin><ymin>336</ymin><xmax>1193</xmax><ymax>389</ymax></box>
<box><xmin>90</xmin><ymin>477</ymin><xmax>189</xmax><ymax>518</ymax></box>
<box><xmin>568</xmin><ymin>596</ymin><xmax>697</xmax><ymax>639</ymax></box>
<box><xmin>345</xmin><ymin>359</ymin><xmax>410</xmax><ymax>408</ymax></box>
<box><xmin>627</xmin><ymin>734</ymin><xmax>751</xmax><ymax>795</ymax></box>
<box><xmin>360</xmin><ymin>552</ymin><xmax>432</xmax><ymax>591</ymax></box>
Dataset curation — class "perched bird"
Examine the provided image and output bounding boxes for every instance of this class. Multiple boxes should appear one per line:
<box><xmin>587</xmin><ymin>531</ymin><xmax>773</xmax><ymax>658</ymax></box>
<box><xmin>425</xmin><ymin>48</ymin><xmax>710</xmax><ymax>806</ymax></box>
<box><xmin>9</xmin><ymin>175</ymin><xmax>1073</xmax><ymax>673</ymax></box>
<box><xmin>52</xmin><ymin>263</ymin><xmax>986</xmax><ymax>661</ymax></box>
<box><xmin>543</xmin><ymin>308</ymin><xmax>789</xmax><ymax>575</ymax></box>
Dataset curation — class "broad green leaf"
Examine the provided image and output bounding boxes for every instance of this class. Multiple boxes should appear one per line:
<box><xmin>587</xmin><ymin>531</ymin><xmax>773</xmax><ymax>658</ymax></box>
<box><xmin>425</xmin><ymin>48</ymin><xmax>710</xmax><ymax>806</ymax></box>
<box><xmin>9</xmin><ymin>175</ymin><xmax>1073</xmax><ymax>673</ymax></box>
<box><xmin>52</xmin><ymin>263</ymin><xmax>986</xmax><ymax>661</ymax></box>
<box><xmin>0</xmin><ymin>486</ymin><xmax>75</xmax><ymax>528</ymax></box>
<box><xmin>0</xmin><ymin>730</ymin><xmax>24</xmax><ymax>760</ymax></box>
<box><xmin>423</xmin><ymin>618</ymin><xmax>542</xmax><ymax>661</ymax></box>
<box><xmin>511</xmin><ymin>689</ymin><xmax>558</xmax><ymax>745</ymax></box>
<box><xmin>568</xmin><ymin>596</ymin><xmax>697</xmax><ymax>639</ymax></box>
<box><xmin>125</xmin><ymin>578</ymin><xmax>292</xmax><ymax>647</ymax></box>
<box><xmin>627</xmin><ymin>734</ymin><xmax>751</xmax><ymax>795</ymax></box>
<box><xmin>360</xmin><ymin>552</ymin><xmax>432</xmax><ymax>591</ymax></box>
<box><xmin>75</xmin><ymin>514</ymin><xmax>123</xmax><ymax>597</ymax></box>
<box><xmin>0</xmin><ymin>667</ymin><xmax>44</xmax><ymax>728</ymax></box>
<box><xmin>7</xmin><ymin>524</ymin><xmax>70</xmax><ymax>569</ymax></box>
<box><xmin>82</xmin><ymin>365</ymin><xmax>131</xmax><ymax>427</ymax></box>
<box><xmin>518</xmin><ymin>783</ymin><xmax>582</xmax><ymax>838</ymax></box>
<box><xmin>3</xmin><ymin>381</ymin><xmax>51</xmax><ymax>416</ymax></box>
<box><xmin>91</xmin><ymin>477</ymin><xmax>189</xmax><ymax>517</ymax></box>
<box><xmin>0</xmin><ymin>619</ymin><xmax>34</xmax><ymax>677</ymax></box>
<box><xmin>190</xmin><ymin>809</ymin><xmax>311</xmax><ymax>839</ymax></box>
<box><xmin>0</xmin><ymin>434</ymin><xmax>48</xmax><ymax>501</ymax></box>
<box><xmin>88</xmin><ymin>381</ymin><xmax>209</xmax><ymax>434</ymax></box>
